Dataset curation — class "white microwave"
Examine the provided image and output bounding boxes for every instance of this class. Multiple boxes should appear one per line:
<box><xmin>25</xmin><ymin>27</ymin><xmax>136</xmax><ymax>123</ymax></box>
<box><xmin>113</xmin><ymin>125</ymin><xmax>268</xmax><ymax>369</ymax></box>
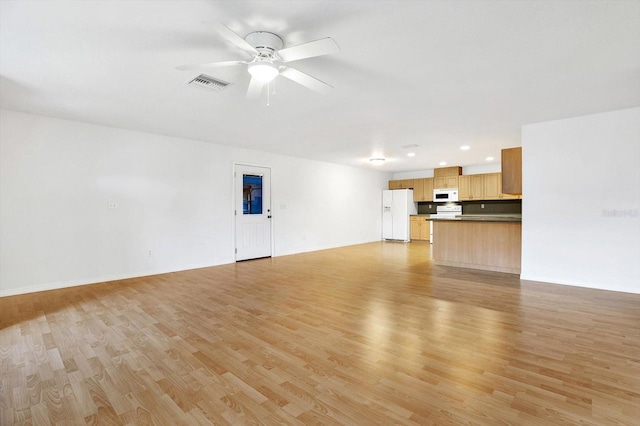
<box><xmin>433</xmin><ymin>188</ymin><xmax>459</xmax><ymax>202</ymax></box>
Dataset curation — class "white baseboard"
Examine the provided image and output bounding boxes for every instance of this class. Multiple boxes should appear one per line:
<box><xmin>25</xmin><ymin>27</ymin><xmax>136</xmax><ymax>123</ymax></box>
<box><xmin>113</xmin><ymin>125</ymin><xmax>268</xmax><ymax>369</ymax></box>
<box><xmin>0</xmin><ymin>262</ymin><xmax>230</xmax><ymax>298</ymax></box>
<box><xmin>2</xmin><ymin>240</ymin><xmax>386</xmax><ymax>298</ymax></box>
<box><xmin>519</xmin><ymin>273</ymin><xmax>640</xmax><ymax>295</ymax></box>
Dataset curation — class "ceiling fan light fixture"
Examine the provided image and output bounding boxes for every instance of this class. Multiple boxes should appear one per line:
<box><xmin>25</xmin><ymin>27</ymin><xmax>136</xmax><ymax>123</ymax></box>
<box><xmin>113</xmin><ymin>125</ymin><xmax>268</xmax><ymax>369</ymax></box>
<box><xmin>248</xmin><ymin>62</ymin><xmax>279</xmax><ymax>83</ymax></box>
<box><xmin>369</xmin><ymin>158</ymin><xmax>385</xmax><ymax>165</ymax></box>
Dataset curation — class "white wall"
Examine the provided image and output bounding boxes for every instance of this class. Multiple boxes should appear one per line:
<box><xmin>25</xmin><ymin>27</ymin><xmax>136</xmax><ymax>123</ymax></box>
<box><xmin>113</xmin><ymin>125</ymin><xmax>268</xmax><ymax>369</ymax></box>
<box><xmin>462</xmin><ymin>163</ymin><xmax>501</xmax><ymax>176</ymax></box>
<box><xmin>0</xmin><ymin>109</ymin><xmax>390</xmax><ymax>296</ymax></box>
<box><xmin>521</xmin><ymin>107</ymin><xmax>640</xmax><ymax>294</ymax></box>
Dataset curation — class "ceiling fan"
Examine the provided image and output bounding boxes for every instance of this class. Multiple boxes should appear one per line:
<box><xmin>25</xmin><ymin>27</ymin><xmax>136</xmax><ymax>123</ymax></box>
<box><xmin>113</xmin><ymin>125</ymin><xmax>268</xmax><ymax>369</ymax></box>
<box><xmin>176</xmin><ymin>23</ymin><xmax>340</xmax><ymax>99</ymax></box>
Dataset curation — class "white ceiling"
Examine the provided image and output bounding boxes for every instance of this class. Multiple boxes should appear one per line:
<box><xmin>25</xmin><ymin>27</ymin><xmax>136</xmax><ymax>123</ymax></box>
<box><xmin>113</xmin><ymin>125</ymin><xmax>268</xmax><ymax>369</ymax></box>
<box><xmin>1</xmin><ymin>1</ymin><xmax>639</xmax><ymax>172</ymax></box>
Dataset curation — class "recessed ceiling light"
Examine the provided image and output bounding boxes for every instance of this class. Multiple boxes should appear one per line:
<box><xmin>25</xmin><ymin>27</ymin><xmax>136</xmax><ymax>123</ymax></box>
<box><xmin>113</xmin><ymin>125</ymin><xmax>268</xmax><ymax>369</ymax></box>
<box><xmin>439</xmin><ymin>161</ymin><xmax>447</xmax><ymax>166</ymax></box>
<box><xmin>460</xmin><ymin>145</ymin><xmax>470</xmax><ymax>150</ymax></box>
<box><xmin>486</xmin><ymin>156</ymin><xmax>494</xmax><ymax>161</ymax></box>
<box><xmin>407</xmin><ymin>152</ymin><xmax>415</xmax><ymax>157</ymax></box>
<box><xmin>370</xmin><ymin>158</ymin><xmax>385</xmax><ymax>165</ymax></box>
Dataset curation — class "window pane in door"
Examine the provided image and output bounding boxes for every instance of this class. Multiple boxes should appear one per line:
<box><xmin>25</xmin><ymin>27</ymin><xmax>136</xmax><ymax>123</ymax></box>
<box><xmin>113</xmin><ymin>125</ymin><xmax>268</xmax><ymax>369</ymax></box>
<box><xmin>243</xmin><ymin>174</ymin><xmax>263</xmax><ymax>214</ymax></box>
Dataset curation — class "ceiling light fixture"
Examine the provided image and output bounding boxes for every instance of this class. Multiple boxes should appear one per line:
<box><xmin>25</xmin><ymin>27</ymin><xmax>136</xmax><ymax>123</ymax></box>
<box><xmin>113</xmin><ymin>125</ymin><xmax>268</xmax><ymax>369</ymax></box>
<box><xmin>248</xmin><ymin>61</ymin><xmax>279</xmax><ymax>83</ymax></box>
<box><xmin>407</xmin><ymin>152</ymin><xmax>415</xmax><ymax>157</ymax></box>
<box><xmin>486</xmin><ymin>156</ymin><xmax>494</xmax><ymax>161</ymax></box>
<box><xmin>369</xmin><ymin>158</ymin><xmax>385</xmax><ymax>165</ymax></box>
<box><xmin>460</xmin><ymin>145</ymin><xmax>470</xmax><ymax>150</ymax></box>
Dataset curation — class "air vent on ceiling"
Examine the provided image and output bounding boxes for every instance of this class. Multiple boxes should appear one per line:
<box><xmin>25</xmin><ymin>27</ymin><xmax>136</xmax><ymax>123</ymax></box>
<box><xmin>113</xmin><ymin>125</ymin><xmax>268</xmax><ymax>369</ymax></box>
<box><xmin>187</xmin><ymin>74</ymin><xmax>230</xmax><ymax>91</ymax></box>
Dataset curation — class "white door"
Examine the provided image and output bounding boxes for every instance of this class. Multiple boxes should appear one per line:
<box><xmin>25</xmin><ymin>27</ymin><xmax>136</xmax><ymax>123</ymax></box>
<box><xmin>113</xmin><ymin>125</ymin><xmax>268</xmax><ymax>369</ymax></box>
<box><xmin>235</xmin><ymin>165</ymin><xmax>272</xmax><ymax>261</ymax></box>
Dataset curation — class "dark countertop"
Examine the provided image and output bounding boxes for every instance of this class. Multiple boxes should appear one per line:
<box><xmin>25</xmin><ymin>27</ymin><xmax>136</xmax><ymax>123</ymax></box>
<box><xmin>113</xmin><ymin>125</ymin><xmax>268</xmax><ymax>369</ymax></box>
<box><xmin>429</xmin><ymin>214</ymin><xmax>522</xmax><ymax>223</ymax></box>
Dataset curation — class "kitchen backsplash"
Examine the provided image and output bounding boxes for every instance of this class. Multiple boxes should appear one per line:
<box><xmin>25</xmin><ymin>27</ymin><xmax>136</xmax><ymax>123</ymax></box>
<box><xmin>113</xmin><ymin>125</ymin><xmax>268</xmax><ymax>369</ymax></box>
<box><xmin>416</xmin><ymin>203</ymin><xmax>438</xmax><ymax>214</ymax></box>
<box><xmin>463</xmin><ymin>200</ymin><xmax>522</xmax><ymax>215</ymax></box>
<box><xmin>417</xmin><ymin>199</ymin><xmax>522</xmax><ymax>215</ymax></box>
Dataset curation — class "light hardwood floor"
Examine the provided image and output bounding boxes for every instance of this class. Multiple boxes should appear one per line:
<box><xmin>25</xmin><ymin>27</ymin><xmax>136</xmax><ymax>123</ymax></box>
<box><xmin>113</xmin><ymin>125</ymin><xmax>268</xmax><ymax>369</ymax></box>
<box><xmin>1</xmin><ymin>242</ymin><xmax>639</xmax><ymax>425</ymax></box>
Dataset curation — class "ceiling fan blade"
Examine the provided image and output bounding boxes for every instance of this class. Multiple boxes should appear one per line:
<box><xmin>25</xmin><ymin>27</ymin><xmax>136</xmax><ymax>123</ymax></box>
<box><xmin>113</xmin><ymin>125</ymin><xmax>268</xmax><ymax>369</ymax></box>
<box><xmin>279</xmin><ymin>66</ymin><xmax>333</xmax><ymax>94</ymax></box>
<box><xmin>210</xmin><ymin>22</ymin><xmax>257</xmax><ymax>55</ymax></box>
<box><xmin>278</xmin><ymin>38</ymin><xmax>339</xmax><ymax>62</ymax></box>
<box><xmin>246</xmin><ymin>77</ymin><xmax>265</xmax><ymax>99</ymax></box>
<box><xmin>175</xmin><ymin>60</ymin><xmax>246</xmax><ymax>71</ymax></box>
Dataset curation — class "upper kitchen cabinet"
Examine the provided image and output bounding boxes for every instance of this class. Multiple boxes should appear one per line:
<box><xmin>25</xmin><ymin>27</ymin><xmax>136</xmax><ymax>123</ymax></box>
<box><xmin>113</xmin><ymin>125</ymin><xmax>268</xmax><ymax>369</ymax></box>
<box><xmin>501</xmin><ymin>147</ymin><xmax>522</xmax><ymax>195</ymax></box>
<box><xmin>413</xmin><ymin>178</ymin><xmax>424</xmax><ymax>201</ymax></box>
<box><xmin>483</xmin><ymin>173</ymin><xmax>500</xmax><ymax>199</ymax></box>
<box><xmin>433</xmin><ymin>166</ymin><xmax>461</xmax><ymax>189</ymax></box>
<box><xmin>459</xmin><ymin>175</ymin><xmax>484</xmax><ymax>200</ymax></box>
<box><xmin>388</xmin><ymin>179</ymin><xmax>415</xmax><ymax>190</ymax></box>
<box><xmin>402</xmin><ymin>179</ymin><xmax>415</xmax><ymax>189</ymax></box>
<box><xmin>434</xmin><ymin>166</ymin><xmax>462</xmax><ymax>178</ymax></box>
<box><xmin>434</xmin><ymin>175</ymin><xmax>459</xmax><ymax>189</ymax></box>
<box><xmin>484</xmin><ymin>173</ymin><xmax>520</xmax><ymax>200</ymax></box>
<box><xmin>413</xmin><ymin>178</ymin><xmax>434</xmax><ymax>202</ymax></box>
<box><xmin>423</xmin><ymin>178</ymin><xmax>434</xmax><ymax>201</ymax></box>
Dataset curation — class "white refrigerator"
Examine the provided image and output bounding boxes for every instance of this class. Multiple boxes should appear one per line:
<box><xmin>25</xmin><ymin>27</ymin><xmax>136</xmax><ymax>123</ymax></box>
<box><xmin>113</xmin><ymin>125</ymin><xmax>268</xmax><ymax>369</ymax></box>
<box><xmin>382</xmin><ymin>189</ymin><xmax>417</xmax><ymax>242</ymax></box>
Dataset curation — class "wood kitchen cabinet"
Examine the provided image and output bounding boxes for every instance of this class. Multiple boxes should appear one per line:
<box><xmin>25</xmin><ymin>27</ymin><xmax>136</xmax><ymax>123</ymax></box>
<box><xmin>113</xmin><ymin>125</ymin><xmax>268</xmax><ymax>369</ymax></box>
<box><xmin>394</xmin><ymin>170</ymin><xmax>521</xmax><ymax>201</ymax></box>
<box><xmin>388</xmin><ymin>180</ymin><xmax>402</xmax><ymax>189</ymax></box>
<box><xmin>458</xmin><ymin>175</ymin><xmax>484</xmax><ymax>200</ymax></box>
<box><xmin>434</xmin><ymin>166</ymin><xmax>461</xmax><ymax>189</ymax></box>
<box><xmin>433</xmin><ymin>175</ymin><xmax>459</xmax><ymax>189</ymax></box>
<box><xmin>483</xmin><ymin>173</ymin><xmax>520</xmax><ymax>200</ymax></box>
<box><xmin>388</xmin><ymin>179</ymin><xmax>415</xmax><ymax>190</ymax></box>
<box><xmin>410</xmin><ymin>216</ymin><xmax>421</xmax><ymax>240</ymax></box>
<box><xmin>412</xmin><ymin>178</ymin><xmax>434</xmax><ymax>202</ymax></box>
<box><xmin>434</xmin><ymin>166</ymin><xmax>462</xmax><ymax>178</ymax></box>
<box><xmin>420</xmin><ymin>218</ymin><xmax>431</xmax><ymax>240</ymax></box>
<box><xmin>423</xmin><ymin>178</ymin><xmax>434</xmax><ymax>201</ymax></box>
<box><xmin>502</xmin><ymin>147</ymin><xmax>522</xmax><ymax>195</ymax></box>
<box><xmin>413</xmin><ymin>179</ymin><xmax>424</xmax><ymax>201</ymax></box>
<box><xmin>410</xmin><ymin>216</ymin><xmax>431</xmax><ymax>241</ymax></box>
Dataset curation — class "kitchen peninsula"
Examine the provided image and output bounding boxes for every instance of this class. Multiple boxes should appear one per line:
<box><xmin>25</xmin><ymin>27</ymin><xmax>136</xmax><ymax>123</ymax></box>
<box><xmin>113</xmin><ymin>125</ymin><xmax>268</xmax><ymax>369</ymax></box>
<box><xmin>431</xmin><ymin>215</ymin><xmax>522</xmax><ymax>274</ymax></box>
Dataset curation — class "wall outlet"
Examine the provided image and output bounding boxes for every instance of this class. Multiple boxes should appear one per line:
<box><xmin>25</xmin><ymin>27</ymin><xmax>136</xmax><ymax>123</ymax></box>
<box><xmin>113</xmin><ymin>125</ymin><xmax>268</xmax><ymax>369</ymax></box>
<box><xmin>147</xmin><ymin>250</ymin><xmax>153</xmax><ymax>257</ymax></box>
<box><xmin>107</xmin><ymin>202</ymin><xmax>118</xmax><ymax>210</ymax></box>
<box><xmin>481</xmin><ymin>204</ymin><xmax>485</xmax><ymax>209</ymax></box>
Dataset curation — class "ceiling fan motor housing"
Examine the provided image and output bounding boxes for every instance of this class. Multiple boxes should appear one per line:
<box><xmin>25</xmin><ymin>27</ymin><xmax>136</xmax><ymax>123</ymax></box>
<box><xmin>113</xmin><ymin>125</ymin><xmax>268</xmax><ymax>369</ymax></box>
<box><xmin>245</xmin><ymin>31</ymin><xmax>284</xmax><ymax>55</ymax></box>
